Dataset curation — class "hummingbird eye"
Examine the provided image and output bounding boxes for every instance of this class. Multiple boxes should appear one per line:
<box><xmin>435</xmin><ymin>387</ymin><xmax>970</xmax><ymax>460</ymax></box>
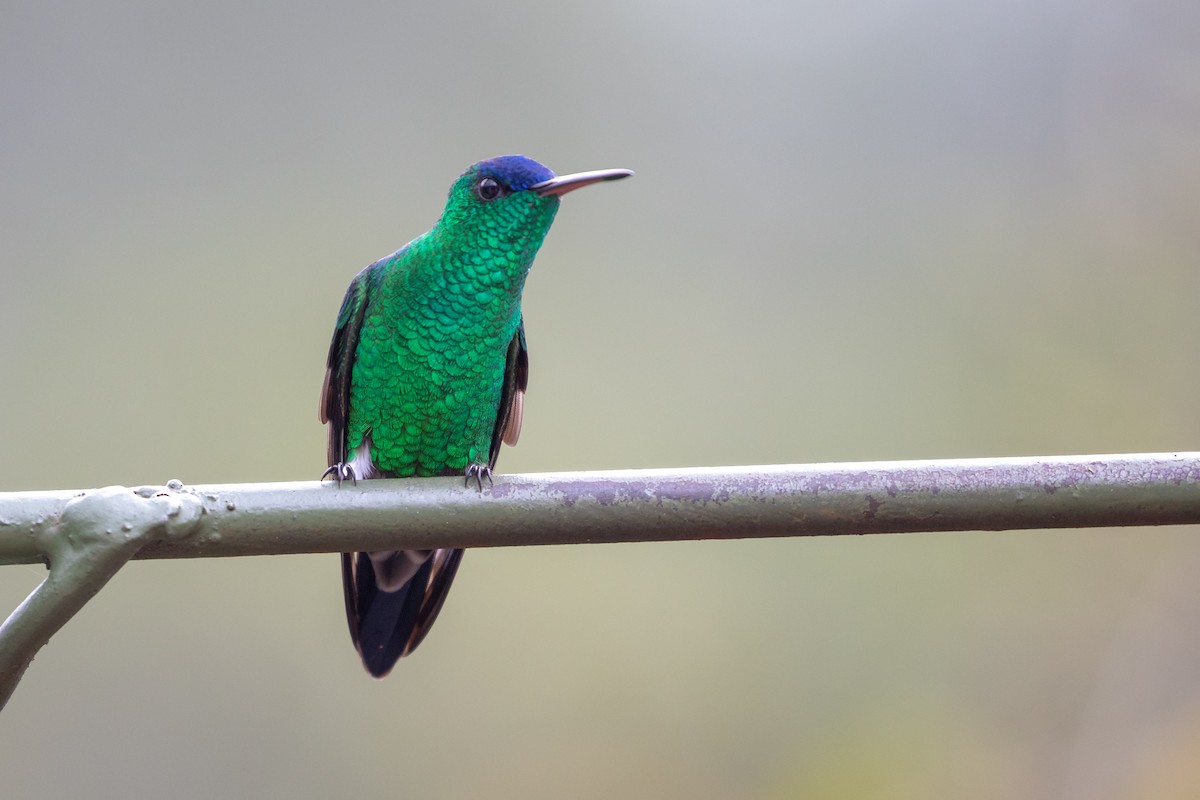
<box><xmin>475</xmin><ymin>177</ymin><xmax>508</xmax><ymax>202</ymax></box>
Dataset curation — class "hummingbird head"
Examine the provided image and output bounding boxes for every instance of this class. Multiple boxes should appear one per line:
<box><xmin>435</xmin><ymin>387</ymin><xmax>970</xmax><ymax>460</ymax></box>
<box><xmin>435</xmin><ymin>156</ymin><xmax>632</xmax><ymax>265</ymax></box>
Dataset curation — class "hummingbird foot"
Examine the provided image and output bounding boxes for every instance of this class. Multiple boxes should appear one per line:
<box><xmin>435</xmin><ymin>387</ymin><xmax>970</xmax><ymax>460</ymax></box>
<box><xmin>464</xmin><ymin>463</ymin><xmax>493</xmax><ymax>491</ymax></box>
<box><xmin>321</xmin><ymin>462</ymin><xmax>358</xmax><ymax>487</ymax></box>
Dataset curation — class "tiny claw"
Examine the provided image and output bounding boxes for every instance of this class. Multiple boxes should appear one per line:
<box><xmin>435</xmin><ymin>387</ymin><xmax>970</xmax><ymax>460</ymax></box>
<box><xmin>321</xmin><ymin>463</ymin><xmax>358</xmax><ymax>487</ymax></box>
<box><xmin>464</xmin><ymin>463</ymin><xmax>493</xmax><ymax>491</ymax></box>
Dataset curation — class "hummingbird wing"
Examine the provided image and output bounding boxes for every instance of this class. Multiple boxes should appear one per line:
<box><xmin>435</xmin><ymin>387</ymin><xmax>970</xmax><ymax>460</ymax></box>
<box><xmin>318</xmin><ymin>263</ymin><xmax>376</xmax><ymax>465</ymax></box>
<box><xmin>492</xmin><ymin>318</ymin><xmax>529</xmax><ymax>458</ymax></box>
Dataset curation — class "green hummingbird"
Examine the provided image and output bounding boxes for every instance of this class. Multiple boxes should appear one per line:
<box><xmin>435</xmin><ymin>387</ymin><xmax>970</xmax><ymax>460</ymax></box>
<box><xmin>319</xmin><ymin>155</ymin><xmax>632</xmax><ymax>677</ymax></box>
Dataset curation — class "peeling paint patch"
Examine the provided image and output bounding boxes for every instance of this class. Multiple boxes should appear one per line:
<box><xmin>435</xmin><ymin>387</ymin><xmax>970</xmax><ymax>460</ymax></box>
<box><xmin>864</xmin><ymin>495</ymin><xmax>882</xmax><ymax>519</ymax></box>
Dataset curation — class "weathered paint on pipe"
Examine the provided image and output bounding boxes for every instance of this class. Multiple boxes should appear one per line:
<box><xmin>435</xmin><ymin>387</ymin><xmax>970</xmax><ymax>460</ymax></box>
<box><xmin>0</xmin><ymin>486</ymin><xmax>204</xmax><ymax>710</ymax></box>
<box><xmin>1</xmin><ymin>454</ymin><xmax>1198</xmax><ymax>567</ymax></box>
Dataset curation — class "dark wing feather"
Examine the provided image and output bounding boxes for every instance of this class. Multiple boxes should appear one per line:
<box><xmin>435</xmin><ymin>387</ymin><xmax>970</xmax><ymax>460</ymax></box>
<box><xmin>490</xmin><ymin>319</ymin><xmax>528</xmax><ymax>466</ymax></box>
<box><xmin>319</xmin><ymin>265</ymin><xmax>375</xmax><ymax>466</ymax></box>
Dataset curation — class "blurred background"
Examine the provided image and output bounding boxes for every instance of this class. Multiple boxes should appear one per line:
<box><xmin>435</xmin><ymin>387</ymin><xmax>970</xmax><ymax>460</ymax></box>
<box><xmin>3</xmin><ymin>0</ymin><xmax>1200</xmax><ymax>797</ymax></box>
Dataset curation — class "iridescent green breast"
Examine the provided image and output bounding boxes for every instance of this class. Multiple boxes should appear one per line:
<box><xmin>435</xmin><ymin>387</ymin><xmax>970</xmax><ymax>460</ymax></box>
<box><xmin>344</xmin><ymin>239</ymin><xmax>527</xmax><ymax>478</ymax></box>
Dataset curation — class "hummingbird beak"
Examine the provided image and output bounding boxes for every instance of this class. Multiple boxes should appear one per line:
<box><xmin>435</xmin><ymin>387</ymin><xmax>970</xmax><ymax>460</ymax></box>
<box><xmin>531</xmin><ymin>168</ymin><xmax>634</xmax><ymax>197</ymax></box>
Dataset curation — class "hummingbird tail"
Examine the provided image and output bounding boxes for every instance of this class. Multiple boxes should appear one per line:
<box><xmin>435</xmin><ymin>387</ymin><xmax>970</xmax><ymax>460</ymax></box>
<box><xmin>341</xmin><ymin>548</ymin><xmax>464</xmax><ymax>677</ymax></box>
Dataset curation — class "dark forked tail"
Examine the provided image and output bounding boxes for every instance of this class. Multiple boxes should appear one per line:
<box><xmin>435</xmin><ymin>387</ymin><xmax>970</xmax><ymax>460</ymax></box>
<box><xmin>341</xmin><ymin>548</ymin><xmax>464</xmax><ymax>677</ymax></box>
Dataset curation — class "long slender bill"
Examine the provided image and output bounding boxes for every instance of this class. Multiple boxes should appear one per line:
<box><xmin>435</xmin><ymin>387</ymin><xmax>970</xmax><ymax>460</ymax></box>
<box><xmin>532</xmin><ymin>168</ymin><xmax>634</xmax><ymax>197</ymax></box>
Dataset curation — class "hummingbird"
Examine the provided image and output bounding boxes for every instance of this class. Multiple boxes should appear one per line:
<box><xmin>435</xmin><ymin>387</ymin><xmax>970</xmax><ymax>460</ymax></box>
<box><xmin>319</xmin><ymin>155</ymin><xmax>632</xmax><ymax>677</ymax></box>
